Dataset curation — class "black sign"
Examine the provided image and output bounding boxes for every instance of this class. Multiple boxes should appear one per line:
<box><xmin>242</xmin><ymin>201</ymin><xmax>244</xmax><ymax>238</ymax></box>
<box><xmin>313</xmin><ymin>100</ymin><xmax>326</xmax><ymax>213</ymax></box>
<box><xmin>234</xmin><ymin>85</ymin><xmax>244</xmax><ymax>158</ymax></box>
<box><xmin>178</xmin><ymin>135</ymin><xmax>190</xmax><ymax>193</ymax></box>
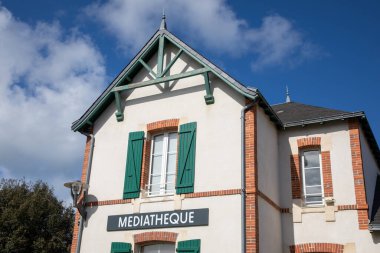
<box><xmin>107</xmin><ymin>208</ymin><xmax>209</xmax><ymax>231</ymax></box>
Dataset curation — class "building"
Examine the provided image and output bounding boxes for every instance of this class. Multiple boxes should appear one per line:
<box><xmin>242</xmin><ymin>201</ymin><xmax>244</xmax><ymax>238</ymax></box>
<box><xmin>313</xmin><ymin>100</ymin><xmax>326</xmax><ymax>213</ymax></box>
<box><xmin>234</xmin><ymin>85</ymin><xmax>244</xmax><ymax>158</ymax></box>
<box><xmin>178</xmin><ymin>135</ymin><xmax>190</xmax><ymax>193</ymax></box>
<box><xmin>69</xmin><ymin>17</ymin><xmax>380</xmax><ymax>253</ymax></box>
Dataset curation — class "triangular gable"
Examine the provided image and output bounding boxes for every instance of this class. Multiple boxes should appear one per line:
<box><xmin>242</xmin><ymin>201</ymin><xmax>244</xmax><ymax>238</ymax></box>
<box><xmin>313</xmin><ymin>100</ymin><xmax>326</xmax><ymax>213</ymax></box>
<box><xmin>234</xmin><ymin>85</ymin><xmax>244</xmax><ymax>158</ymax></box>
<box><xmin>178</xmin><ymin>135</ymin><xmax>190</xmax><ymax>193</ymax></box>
<box><xmin>71</xmin><ymin>28</ymin><xmax>280</xmax><ymax>132</ymax></box>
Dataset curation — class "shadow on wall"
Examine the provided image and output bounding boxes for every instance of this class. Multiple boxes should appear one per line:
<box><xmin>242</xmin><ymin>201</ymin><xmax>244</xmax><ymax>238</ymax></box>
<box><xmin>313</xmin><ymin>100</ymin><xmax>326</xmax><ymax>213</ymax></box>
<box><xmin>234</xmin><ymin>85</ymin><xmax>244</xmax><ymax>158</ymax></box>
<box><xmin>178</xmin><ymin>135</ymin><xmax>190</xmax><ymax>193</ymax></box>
<box><xmin>371</xmin><ymin>232</ymin><xmax>380</xmax><ymax>244</ymax></box>
<box><xmin>84</xmin><ymin>194</ymin><xmax>98</xmax><ymax>228</ymax></box>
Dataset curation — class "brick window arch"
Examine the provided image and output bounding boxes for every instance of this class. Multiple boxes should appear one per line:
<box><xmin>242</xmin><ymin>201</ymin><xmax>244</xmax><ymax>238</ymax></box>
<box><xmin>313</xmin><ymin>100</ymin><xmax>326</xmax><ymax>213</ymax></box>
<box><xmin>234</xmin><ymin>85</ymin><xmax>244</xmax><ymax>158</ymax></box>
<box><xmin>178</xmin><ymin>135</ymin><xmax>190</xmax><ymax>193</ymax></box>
<box><xmin>141</xmin><ymin>119</ymin><xmax>180</xmax><ymax>194</ymax></box>
<box><xmin>289</xmin><ymin>243</ymin><xmax>344</xmax><ymax>253</ymax></box>
<box><xmin>134</xmin><ymin>231</ymin><xmax>178</xmax><ymax>244</ymax></box>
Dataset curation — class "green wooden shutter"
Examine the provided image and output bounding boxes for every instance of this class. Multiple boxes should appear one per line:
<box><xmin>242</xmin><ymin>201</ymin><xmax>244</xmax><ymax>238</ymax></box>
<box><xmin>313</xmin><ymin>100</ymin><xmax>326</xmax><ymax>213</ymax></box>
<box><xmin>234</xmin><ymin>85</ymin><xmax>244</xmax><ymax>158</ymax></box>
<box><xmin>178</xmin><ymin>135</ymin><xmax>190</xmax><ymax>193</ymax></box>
<box><xmin>123</xmin><ymin>131</ymin><xmax>144</xmax><ymax>199</ymax></box>
<box><xmin>176</xmin><ymin>239</ymin><xmax>201</xmax><ymax>253</ymax></box>
<box><xmin>111</xmin><ymin>242</ymin><xmax>131</xmax><ymax>253</ymax></box>
<box><xmin>176</xmin><ymin>122</ymin><xmax>197</xmax><ymax>194</ymax></box>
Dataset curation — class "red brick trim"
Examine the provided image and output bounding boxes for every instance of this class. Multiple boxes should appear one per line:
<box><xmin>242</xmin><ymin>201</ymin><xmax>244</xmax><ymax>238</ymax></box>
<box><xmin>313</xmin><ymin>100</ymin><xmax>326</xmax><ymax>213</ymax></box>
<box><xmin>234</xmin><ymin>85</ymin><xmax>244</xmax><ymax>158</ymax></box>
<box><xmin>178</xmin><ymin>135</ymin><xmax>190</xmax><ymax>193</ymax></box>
<box><xmin>290</xmin><ymin>155</ymin><xmax>302</xmax><ymax>199</ymax></box>
<box><xmin>184</xmin><ymin>189</ymin><xmax>240</xmax><ymax>198</ymax></box>
<box><xmin>86</xmin><ymin>199</ymin><xmax>131</xmax><ymax>207</ymax></box>
<box><xmin>321</xmin><ymin>151</ymin><xmax>333</xmax><ymax>197</ymax></box>
<box><xmin>245</xmin><ymin>104</ymin><xmax>259</xmax><ymax>253</ymax></box>
<box><xmin>338</xmin><ymin>204</ymin><xmax>368</xmax><ymax>211</ymax></box>
<box><xmin>84</xmin><ymin>189</ymin><xmax>241</xmax><ymax>207</ymax></box>
<box><xmin>290</xmin><ymin>243</ymin><xmax>344</xmax><ymax>253</ymax></box>
<box><xmin>134</xmin><ymin>231</ymin><xmax>178</xmax><ymax>244</ymax></box>
<box><xmin>297</xmin><ymin>137</ymin><xmax>321</xmax><ymax>149</ymax></box>
<box><xmin>141</xmin><ymin>139</ymin><xmax>152</xmax><ymax>191</ymax></box>
<box><xmin>71</xmin><ymin>134</ymin><xmax>92</xmax><ymax>253</ymax></box>
<box><xmin>348</xmin><ymin>119</ymin><xmax>368</xmax><ymax>230</ymax></box>
<box><xmin>147</xmin><ymin>119</ymin><xmax>179</xmax><ymax>133</ymax></box>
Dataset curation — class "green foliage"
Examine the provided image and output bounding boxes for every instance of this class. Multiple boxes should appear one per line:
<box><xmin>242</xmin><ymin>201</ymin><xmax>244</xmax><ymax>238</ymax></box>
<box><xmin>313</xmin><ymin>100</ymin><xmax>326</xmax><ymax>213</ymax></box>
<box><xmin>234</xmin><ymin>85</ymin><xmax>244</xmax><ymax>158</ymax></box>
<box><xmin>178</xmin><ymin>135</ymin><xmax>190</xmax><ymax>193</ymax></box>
<box><xmin>0</xmin><ymin>179</ymin><xmax>74</xmax><ymax>253</ymax></box>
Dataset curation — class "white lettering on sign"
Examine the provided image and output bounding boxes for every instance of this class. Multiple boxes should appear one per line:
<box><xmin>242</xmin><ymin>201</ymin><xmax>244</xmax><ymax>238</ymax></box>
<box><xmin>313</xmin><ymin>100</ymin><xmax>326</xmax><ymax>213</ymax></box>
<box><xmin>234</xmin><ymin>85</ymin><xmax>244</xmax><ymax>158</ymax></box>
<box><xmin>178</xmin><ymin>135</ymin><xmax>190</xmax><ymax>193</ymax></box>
<box><xmin>108</xmin><ymin>208</ymin><xmax>209</xmax><ymax>231</ymax></box>
<box><xmin>119</xmin><ymin>217</ymin><xmax>127</xmax><ymax>228</ymax></box>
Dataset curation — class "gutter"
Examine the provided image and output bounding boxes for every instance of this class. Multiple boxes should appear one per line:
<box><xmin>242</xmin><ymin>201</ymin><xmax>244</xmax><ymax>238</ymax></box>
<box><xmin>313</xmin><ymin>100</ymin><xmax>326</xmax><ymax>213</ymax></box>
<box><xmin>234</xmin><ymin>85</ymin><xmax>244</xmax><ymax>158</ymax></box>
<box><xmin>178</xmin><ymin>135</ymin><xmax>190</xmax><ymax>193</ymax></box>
<box><xmin>369</xmin><ymin>223</ymin><xmax>380</xmax><ymax>232</ymax></box>
<box><xmin>241</xmin><ymin>97</ymin><xmax>259</xmax><ymax>253</ymax></box>
<box><xmin>75</xmin><ymin>131</ymin><xmax>95</xmax><ymax>253</ymax></box>
<box><xmin>282</xmin><ymin>111</ymin><xmax>365</xmax><ymax>128</ymax></box>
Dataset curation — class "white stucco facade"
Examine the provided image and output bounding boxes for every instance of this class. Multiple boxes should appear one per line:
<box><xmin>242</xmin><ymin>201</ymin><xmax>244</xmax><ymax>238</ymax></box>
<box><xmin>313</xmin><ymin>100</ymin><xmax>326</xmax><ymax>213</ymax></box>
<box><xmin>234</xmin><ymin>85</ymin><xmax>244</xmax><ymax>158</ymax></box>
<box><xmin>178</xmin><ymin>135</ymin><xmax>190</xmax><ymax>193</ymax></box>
<box><xmin>72</xmin><ymin>28</ymin><xmax>380</xmax><ymax>253</ymax></box>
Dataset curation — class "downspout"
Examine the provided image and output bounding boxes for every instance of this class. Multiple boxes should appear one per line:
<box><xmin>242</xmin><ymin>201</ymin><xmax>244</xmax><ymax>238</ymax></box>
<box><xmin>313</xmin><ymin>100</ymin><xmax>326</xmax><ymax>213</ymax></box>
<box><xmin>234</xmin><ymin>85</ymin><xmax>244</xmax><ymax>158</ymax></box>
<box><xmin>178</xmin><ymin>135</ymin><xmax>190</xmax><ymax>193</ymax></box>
<box><xmin>241</xmin><ymin>98</ymin><xmax>258</xmax><ymax>253</ymax></box>
<box><xmin>76</xmin><ymin>131</ymin><xmax>95</xmax><ymax>253</ymax></box>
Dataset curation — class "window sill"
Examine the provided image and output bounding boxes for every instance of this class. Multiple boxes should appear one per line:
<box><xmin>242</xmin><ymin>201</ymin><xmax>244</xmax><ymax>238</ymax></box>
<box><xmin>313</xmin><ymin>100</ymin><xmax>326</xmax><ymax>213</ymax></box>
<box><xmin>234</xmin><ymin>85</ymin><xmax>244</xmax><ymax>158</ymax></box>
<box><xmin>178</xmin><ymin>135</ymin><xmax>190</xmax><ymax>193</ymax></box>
<box><xmin>131</xmin><ymin>193</ymin><xmax>184</xmax><ymax>213</ymax></box>
<box><xmin>292</xmin><ymin>199</ymin><xmax>337</xmax><ymax>223</ymax></box>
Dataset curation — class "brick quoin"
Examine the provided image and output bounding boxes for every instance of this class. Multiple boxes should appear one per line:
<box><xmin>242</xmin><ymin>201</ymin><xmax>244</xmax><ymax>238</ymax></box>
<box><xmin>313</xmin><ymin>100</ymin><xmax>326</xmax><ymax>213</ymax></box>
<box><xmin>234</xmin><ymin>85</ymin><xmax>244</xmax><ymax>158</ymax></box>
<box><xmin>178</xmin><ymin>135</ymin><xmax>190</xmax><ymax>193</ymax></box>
<box><xmin>141</xmin><ymin>119</ymin><xmax>180</xmax><ymax>190</ymax></box>
<box><xmin>289</xmin><ymin>243</ymin><xmax>344</xmax><ymax>253</ymax></box>
<box><xmin>290</xmin><ymin>155</ymin><xmax>301</xmax><ymax>199</ymax></box>
<box><xmin>134</xmin><ymin>231</ymin><xmax>178</xmax><ymax>244</ymax></box>
<box><xmin>245</xmin><ymin>104</ymin><xmax>258</xmax><ymax>253</ymax></box>
<box><xmin>348</xmin><ymin>119</ymin><xmax>369</xmax><ymax>230</ymax></box>
<box><xmin>321</xmin><ymin>151</ymin><xmax>333</xmax><ymax>197</ymax></box>
<box><xmin>70</xmin><ymin>132</ymin><xmax>92</xmax><ymax>253</ymax></box>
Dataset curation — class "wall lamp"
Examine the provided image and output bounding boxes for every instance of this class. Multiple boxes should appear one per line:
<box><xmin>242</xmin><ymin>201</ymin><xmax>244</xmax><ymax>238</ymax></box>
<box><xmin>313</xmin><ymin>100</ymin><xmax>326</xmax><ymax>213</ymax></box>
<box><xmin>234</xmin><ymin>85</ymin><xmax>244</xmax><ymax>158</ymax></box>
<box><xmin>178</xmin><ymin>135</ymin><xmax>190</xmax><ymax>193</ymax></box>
<box><xmin>64</xmin><ymin>180</ymin><xmax>89</xmax><ymax>220</ymax></box>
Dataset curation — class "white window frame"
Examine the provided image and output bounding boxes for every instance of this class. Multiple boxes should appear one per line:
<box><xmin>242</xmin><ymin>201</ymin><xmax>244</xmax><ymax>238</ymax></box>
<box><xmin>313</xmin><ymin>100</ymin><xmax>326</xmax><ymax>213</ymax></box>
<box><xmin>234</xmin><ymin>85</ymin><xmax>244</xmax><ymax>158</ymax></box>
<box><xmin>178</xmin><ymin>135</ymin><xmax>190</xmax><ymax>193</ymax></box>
<box><xmin>147</xmin><ymin>132</ymin><xmax>177</xmax><ymax>197</ymax></box>
<box><xmin>301</xmin><ymin>150</ymin><xmax>324</xmax><ymax>206</ymax></box>
<box><xmin>139</xmin><ymin>243</ymin><xmax>176</xmax><ymax>253</ymax></box>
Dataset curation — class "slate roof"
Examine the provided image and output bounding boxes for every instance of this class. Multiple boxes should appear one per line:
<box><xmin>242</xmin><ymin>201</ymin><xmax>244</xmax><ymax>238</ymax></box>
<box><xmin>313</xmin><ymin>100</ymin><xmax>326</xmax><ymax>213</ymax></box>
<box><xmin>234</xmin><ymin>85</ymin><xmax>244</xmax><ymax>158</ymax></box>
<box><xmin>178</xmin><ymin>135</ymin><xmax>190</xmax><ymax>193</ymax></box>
<box><xmin>370</xmin><ymin>175</ymin><xmax>380</xmax><ymax>231</ymax></box>
<box><xmin>272</xmin><ymin>102</ymin><xmax>349</xmax><ymax>125</ymax></box>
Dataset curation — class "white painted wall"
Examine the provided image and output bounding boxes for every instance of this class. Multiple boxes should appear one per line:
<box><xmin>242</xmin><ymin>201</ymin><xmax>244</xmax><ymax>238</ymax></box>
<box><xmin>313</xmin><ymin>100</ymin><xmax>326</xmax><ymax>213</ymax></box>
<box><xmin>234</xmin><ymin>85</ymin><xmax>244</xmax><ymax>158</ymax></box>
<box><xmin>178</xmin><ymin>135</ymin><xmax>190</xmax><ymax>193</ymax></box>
<box><xmin>279</xmin><ymin>121</ymin><xmax>380</xmax><ymax>252</ymax></box>
<box><xmin>359</xmin><ymin>126</ymin><xmax>380</xmax><ymax>219</ymax></box>
<box><xmin>88</xmin><ymin>43</ymin><xmax>245</xmax><ymax>202</ymax></box>
<box><xmin>81</xmin><ymin>42</ymin><xmax>246</xmax><ymax>252</ymax></box>
<box><xmin>278</xmin><ymin>122</ymin><xmax>356</xmax><ymax>207</ymax></box>
<box><xmin>80</xmin><ymin>195</ymin><xmax>242</xmax><ymax>252</ymax></box>
<box><xmin>257</xmin><ymin>107</ymin><xmax>283</xmax><ymax>252</ymax></box>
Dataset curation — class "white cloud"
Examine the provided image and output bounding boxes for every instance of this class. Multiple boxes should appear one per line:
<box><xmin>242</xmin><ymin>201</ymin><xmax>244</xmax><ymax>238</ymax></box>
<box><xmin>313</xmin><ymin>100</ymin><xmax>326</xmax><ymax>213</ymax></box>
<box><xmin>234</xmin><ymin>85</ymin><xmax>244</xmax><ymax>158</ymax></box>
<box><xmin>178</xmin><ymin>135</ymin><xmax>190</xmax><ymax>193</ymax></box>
<box><xmin>86</xmin><ymin>0</ymin><xmax>320</xmax><ymax>70</ymax></box>
<box><xmin>0</xmin><ymin>5</ymin><xmax>106</xmax><ymax>200</ymax></box>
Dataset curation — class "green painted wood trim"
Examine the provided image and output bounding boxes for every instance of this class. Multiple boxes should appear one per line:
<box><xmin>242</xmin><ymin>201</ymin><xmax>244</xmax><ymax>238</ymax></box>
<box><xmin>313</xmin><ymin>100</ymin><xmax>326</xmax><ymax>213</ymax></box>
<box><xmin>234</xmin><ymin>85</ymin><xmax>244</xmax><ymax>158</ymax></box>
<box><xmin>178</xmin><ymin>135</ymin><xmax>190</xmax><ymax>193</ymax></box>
<box><xmin>111</xmin><ymin>242</ymin><xmax>132</xmax><ymax>253</ymax></box>
<box><xmin>72</xmin><ymin>31</ymin><xmax>261</xmax><ymax>132</ymax></box>
<box><xmin>176</xmin><ymin>122</ymin><xmax>197</xmax><ymax>194</ymax></box>
<box><xmin>203</xmin><ymin>72</ymin><xmax>214</xmax><ymax>105</ymax></box>
<box><xmin>113</xmin><ymin>68</ymin><xmax>209</xmax><ymax>92</ymax></box>
<box><xmin>157</xmin><ymin>35</ymin><xmax>165</xmax><ymax>77</ymax></box>
<box><xmin>114</xmin><ymin>91</ymin><xmax>124</xmax><ymax>122</ymax></box>
<box><xmin>162</xmin><ymin>49</ymin><xmax>183</xmax><ymax>76</ymax></box>
<box><xmin>123</xmin><ymin>131</ymin><xmax>145</xmax><ymax>199</ymax></box>
<box><xmin>138</xmin><ymin>59</ymin><xmax>157</xmax><ymax>78</ymax></box>
<box><xmin>163</xmin><ymin>34</ymin><xmax>256</xmax><ymax>100</ymax></box>
<box><xmin>176</xmin><ymin>239</ymin><xmax>201</xmax><ymax>253</ymax></box>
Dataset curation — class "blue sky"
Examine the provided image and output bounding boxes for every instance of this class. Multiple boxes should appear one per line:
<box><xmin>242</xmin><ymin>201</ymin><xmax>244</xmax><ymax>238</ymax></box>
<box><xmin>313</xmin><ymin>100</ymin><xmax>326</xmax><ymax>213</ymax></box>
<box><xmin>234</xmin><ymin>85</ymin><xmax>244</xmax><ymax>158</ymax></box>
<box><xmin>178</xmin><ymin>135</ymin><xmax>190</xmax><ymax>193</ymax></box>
<box><xmin>0</xmin><ymin>0</ymin><xmax>379</xmax><ymax>202</ymax></box>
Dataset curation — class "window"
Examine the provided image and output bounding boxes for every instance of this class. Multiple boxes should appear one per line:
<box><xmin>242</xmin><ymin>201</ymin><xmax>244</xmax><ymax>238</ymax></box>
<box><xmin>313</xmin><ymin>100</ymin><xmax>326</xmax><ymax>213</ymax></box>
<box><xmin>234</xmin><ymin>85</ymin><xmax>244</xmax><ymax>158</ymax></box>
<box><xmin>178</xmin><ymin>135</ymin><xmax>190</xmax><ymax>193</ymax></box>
<box><xmin>301</xmin><ymin>150</ymin><xmax>324</xmax><ymax>205</ymax></box>
<box><xmin>140</xmin><ymin>243</ymin><xmax>175</xmax><ymax>253</ymax></box>
<box><xmin>148</xmin><ymin>132</ymin><xmax>177</xmax><ymax>196</ymax></box>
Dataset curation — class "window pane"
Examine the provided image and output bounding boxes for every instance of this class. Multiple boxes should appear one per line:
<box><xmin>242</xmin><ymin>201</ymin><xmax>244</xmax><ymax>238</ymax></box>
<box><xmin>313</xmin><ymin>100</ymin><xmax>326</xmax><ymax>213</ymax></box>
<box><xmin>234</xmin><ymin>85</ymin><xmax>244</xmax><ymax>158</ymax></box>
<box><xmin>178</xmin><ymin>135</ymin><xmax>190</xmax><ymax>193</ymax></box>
<box><xmin>142</xmin><ymin>244</ymin><xmax>175</xmax><ymax>253</ymax></box>
<box><xmin>150</xmin><ymin>175</ymin><xmax>161</xmax><ymax>194</ymax></box>
<box><xmin>305</xmin><ymin>185</ymin><xmax>322</xmax><ymax>195</ymax></box>
<box><xmin>166</xmin><ymin>154</ymin><xmax>176</xmax><ymax>174</ymax></box>
<box><xmin>166</xmin><ymin>174</ymin><xmax>175</xmax><ymax>191</ymax></box>
<box><xmin>168</xmin><ymin>133</ymin><xmax>177</xmax><ymax>153</ymax></box>
<box><xmin>304</xmin><ymin>168</ymin><xmax>322</xmax><ymax>186</ymax></box>
<box><xmin>151</xmin><ymin>155</ymin><xmax>162</xmax><ymax>175</ymax></box>
<box><xmin>153</xmin><ymin>135</ymin><xmax>164</xmax><ymax>154</ymax></box>
<box><xmin>304</xmin><ymin>151</ymin><xmax>320</xmax><ymax>168</ymax></box>
<box><xmin>305</xmin><ymin>195</ymin><xmax>323</xmax><ymax>204</ymax></box>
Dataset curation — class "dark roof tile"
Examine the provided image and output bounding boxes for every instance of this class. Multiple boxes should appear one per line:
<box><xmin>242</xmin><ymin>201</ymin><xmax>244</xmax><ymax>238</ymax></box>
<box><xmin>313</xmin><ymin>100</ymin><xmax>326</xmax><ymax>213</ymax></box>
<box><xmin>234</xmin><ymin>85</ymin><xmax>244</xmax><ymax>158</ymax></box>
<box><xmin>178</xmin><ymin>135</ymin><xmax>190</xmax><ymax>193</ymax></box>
<box><xmin>271</xmin><ymin>102</ymin><xmax>348</xmax><ymax>124</ymax></box>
